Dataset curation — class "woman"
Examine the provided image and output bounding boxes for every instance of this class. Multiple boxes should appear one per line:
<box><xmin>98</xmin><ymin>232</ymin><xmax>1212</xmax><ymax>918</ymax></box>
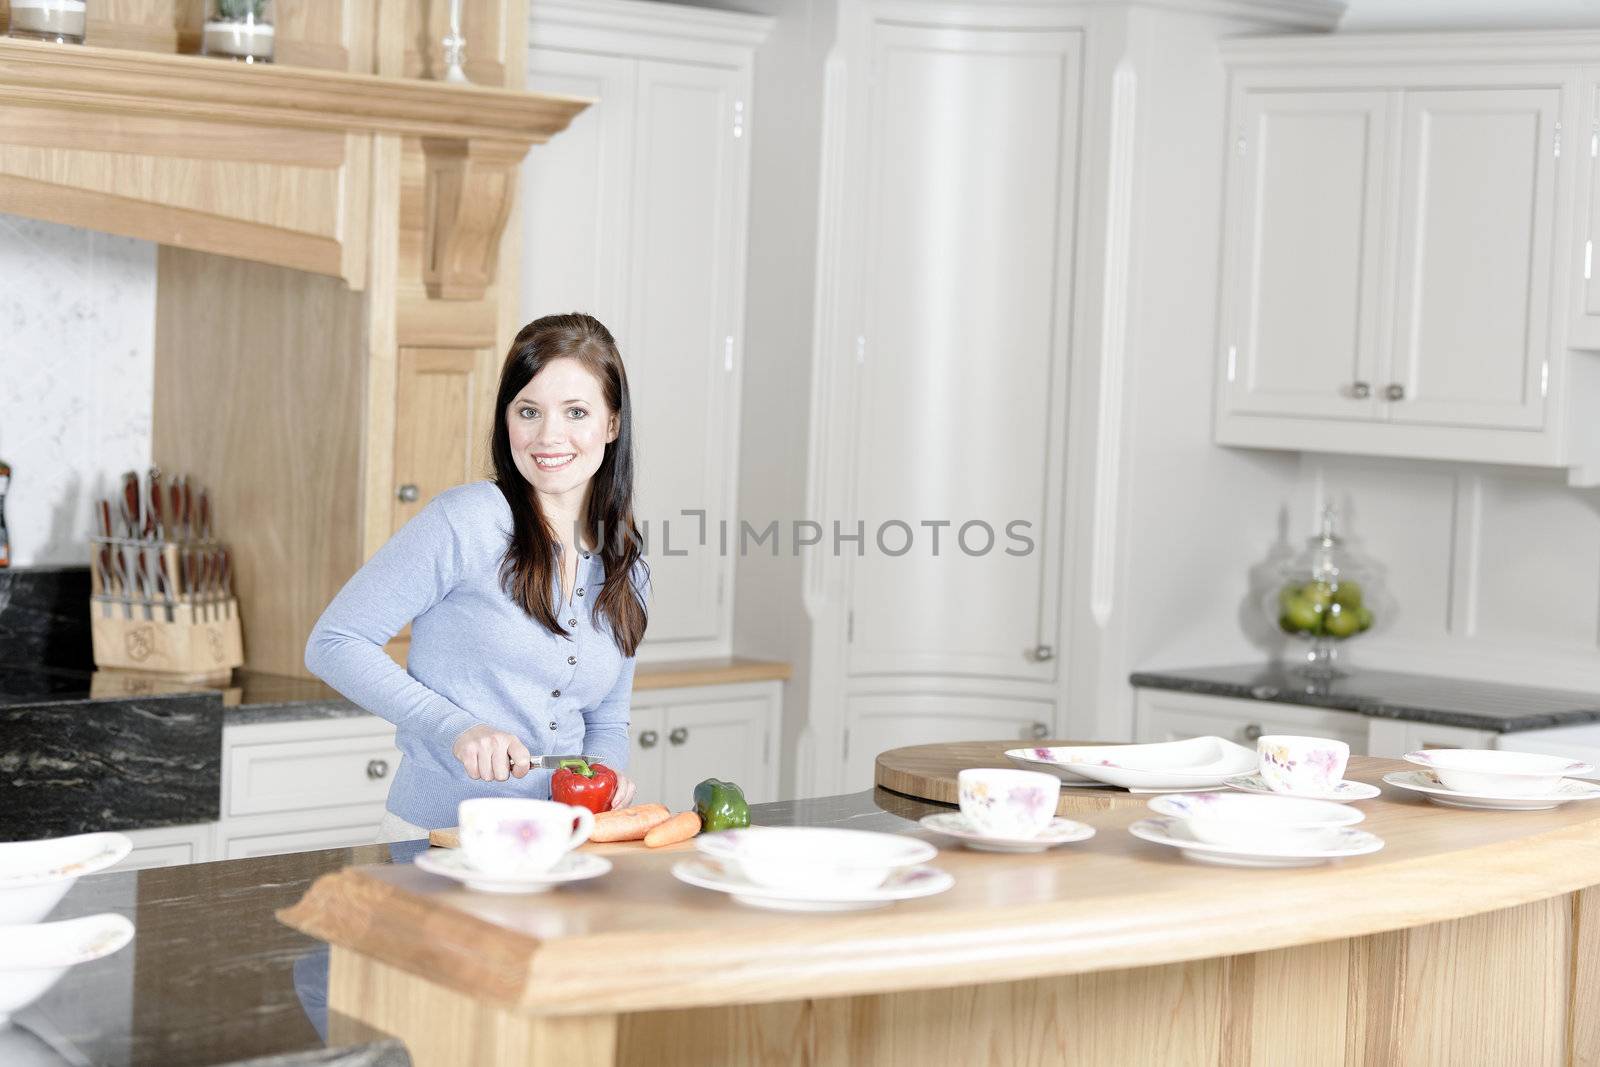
<box><xmin>305</xmin><ymin>313</ymin><xmax>650</xmax><ymax>841</ymax></box>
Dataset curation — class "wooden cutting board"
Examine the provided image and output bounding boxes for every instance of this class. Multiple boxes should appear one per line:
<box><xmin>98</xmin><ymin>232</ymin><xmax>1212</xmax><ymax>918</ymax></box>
<box><xmin>427</xmin><ymin>826</ymin><xmax>701</xmax><ymax>856</ymax></box>
<box><xmin>875</xmin><ymin>740</ymin><xmax>1160</xmax><ymax>814</ymax></box>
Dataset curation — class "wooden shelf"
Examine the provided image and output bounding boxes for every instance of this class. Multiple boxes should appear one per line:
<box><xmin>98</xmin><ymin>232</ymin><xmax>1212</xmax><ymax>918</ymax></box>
<box><xmin>0</xmin><ymin>36</ymin><xmax>589</xmax><ymax>290</ymax></box>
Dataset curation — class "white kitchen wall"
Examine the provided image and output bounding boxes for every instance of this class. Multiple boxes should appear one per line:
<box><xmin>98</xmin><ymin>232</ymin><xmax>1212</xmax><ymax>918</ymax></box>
<box><xmin>1340</xmin><ymin>0</ymin><xmax>1600</xmax><ymax>31</ymax></box>
<box><xmin>0</xmin><ymin>212</ymin><xmax>156</xmax><ymax>566</ymax></box>
<box><xmin>1280</xmin><ymin>457</ymin><xmax>1600</xmax><ymax>689</ymax></box>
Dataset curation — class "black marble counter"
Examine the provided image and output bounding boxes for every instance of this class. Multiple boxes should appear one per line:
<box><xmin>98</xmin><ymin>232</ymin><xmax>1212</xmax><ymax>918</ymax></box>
<box><xmin>14</xmin><ymin>790</ymin><xmax>929</xmax><ymax>1066</ymax></box>
<box><xmin>1130</xmin><ymin>663</ymin><xmax>1600</xmax><ymax>733</ymax></box>
<box><xmin>0</xmin><ymin>566</ymin><xmax>94</xmax><ymax>672</ymax></box>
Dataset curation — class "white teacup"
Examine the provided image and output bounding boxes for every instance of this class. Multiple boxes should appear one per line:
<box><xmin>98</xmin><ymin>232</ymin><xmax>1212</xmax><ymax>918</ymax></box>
<box><xmin>458</xmin><ymin>798</ymin><xmax>594</xmax><ymax>877</ymax></box>
<box><xmin>957</xmin><ymin>768</ymin><xmax>1061</xmax><ymax>839</ymax></box>
<box><xmin>1257</xmin><ymin>735</ymin><xmax>1350</xmax><ymax>795</ymax></box>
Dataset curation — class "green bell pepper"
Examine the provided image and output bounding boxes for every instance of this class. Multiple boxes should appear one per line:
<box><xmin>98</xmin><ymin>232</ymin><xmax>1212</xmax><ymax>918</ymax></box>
<box><xmin>693</xmin><ymin>778</ymin><xmax>750</xmax><ymax>833</ymax></box>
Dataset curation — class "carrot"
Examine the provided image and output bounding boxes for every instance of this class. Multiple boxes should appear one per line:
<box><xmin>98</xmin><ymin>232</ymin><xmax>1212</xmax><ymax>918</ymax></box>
<box><xmin>591</xmin><ymin>803</ymin><xmax>671</xmax><ymax>843</ymax></box>
<box><xmin>643</xmin><ymin>811</ymin><xmax>701</xmax><ymax>848</ymax></box>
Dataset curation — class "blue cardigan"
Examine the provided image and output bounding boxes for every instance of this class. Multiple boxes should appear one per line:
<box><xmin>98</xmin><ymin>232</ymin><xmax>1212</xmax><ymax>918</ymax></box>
<box><xmin>305</xmin><ymin>480</ymin><xmax>642</xmax><ymax>829</ymax></box>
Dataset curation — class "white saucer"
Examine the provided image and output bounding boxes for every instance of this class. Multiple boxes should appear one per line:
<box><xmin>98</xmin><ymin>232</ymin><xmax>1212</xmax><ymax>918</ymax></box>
<box><xmin>1223</xmin><ymin>772</ymin><xmax>1381</xmax><ymax>803</ymax></box>
<box><xmin>1381</xmin><ymin>770</ymin><xmax>1600</xmax><ymax>811</ymax></box>
<box><xmin>671</xmin><ymin>856</ymin><xmax>953</xmax><ymax>911</ymax></box>
<box><xmin>414</xmin><ymin>849</ymin><xmax>612</xmax><ymax>893</ymax></box>
<box><xmin>1128</xmin><ymin>816</ymin><xmax>1385</xmax><ymax>868</ymax></box>
<box><xmin>918</xmin><ymin>813</ymin><xmax>1095</xmax><ymax>853</ymax></box>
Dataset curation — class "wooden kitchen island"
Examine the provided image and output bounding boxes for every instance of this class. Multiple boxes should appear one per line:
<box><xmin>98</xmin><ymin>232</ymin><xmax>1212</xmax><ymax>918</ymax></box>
<box><xmin>279</xmin><ymin>756</ymin><xmax>1600</xmax><ymax>1065</ymax></box>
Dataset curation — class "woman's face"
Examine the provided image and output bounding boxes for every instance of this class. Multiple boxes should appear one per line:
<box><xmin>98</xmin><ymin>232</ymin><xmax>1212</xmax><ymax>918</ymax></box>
<box><xmin>505</xmin><ymin>357</ymin><xmax>619</xmax><ymax>513</ymax></box>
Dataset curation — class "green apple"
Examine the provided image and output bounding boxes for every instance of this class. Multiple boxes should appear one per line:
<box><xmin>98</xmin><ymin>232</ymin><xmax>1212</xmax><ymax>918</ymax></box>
<box><xmin>1332</xmin><ymin>581</ymin><xmax>1364</xmax><ymax>610</ymax></box>
<box><xmin>1357</xmin><ymin>606</ymin><xmax>1374</xmax><ymax>631</ymax></box>
<box><xmin>1301</xmin><ymin>581</ymin><xmax>1334</xmax><ymax>611</ymax></box>
<box><xmin>1282</xmin><ymin>596</ymin><xmax>1323</xmax><ymax>634</ymax></box>
<box><xmin>1324</xmin><ymin>604</ymin><xmax>1361</xmax><ymax>638</ymax></box>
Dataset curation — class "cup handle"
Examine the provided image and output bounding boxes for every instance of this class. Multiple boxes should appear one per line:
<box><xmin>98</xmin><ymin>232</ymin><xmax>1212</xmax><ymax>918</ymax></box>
<box><xmin>565</xmin><ymin>806</ymin><xmax>595</xmax><ymax>852</ymax></box>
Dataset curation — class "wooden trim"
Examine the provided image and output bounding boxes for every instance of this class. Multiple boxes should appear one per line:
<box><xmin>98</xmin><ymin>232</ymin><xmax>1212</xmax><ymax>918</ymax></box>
<box><xmin>0</xmin><ymin>36</ymin><xmax>590</xmax><ymax>144</ymax></box>
<box><xmin>0</xmin><ymin>172</ymin><xmax>343</xmax><ymax>278</ymax></box>
<box><xmin>419</xmin><ymin>137</ymin><xmax>525</xmax><ymax>301</ymax></box>
<box><xmin>0</xmin><ymin>104</ymin><xmax>347</xmax><ymax>166</ymax></box>
<box><xmin>633</xmin><ymin>657</ymin><xmax>792</xmax><ymax>691</ymax></box>
<box><xmin>1573</xmin><ymin>886</ymin><xmax>1600</xmax><ymax>1064</ymax></box>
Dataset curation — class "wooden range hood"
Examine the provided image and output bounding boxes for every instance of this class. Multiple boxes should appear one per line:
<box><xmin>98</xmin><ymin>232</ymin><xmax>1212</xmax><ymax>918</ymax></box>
<box><xmin>0</xmin><ymin>35</ymin><xmax>586</xmax><ymax>296</ymax></box>
<box><xmin>0</xmin><ymin>6</ymin><xmax>591</xmax><ymax>678</ymax></box>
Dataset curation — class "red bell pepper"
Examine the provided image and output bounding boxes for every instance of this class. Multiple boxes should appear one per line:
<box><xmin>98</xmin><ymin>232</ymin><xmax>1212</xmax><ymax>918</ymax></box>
<box><xmin>551</xmin><ymin>758</ymin><xmax>618</xmax><ymax>814</ymax></box>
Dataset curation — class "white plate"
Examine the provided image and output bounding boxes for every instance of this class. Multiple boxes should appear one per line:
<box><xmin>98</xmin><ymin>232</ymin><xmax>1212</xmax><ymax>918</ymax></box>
<box><xmin>1011</xmin><ymin>737</ymin><xmax>1258</xmax><ymax>790</ymax></box>
<box><xmin>414</xmin><ymin>849</ymin><xmax>611</xmax><ymax>893</ymax></box>
<box><xmin>1223</xmin><ymin>772</ymin><xmax>1381</xmax><ymax>803</ymax></box>
<box><xmin>918</xmin><ymin>813</ymin><xmax>1096</xmax><ymax>853</ymax></box>
<box><xmin>1128</xmin><ymin>816</ymin><xmax>1384</xmax><ymax>868</ymax></box>
<box><xmin>1382</xmin><ymin>771</ymin><xmax>1600</xmax><ymax>811</ymax></box>
<box><xmin>0</xmin><ymin>832</ymin><xmax>134</xmax><ymax>926</ymax></box>
<box><xmin>1002</xmin><ymin>749</ymin><xmax>1104</xmax><ymax>784</ymax></box>
<box><xmin>0</xmin><ymin>913</ymin><xmax>135</xmax><ymax>1026</ymax></box>
<box><xmin>672</xmin><ymin>856</ymin><xmax>953</xmax><ymax>911</ymax></box>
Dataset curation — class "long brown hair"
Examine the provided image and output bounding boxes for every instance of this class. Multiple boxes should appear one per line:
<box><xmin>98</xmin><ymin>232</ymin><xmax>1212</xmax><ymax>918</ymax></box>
<box><xmin>491</xmin><ymin>313</ymin><xmax>648</xmax><ymax>656</ymax></box>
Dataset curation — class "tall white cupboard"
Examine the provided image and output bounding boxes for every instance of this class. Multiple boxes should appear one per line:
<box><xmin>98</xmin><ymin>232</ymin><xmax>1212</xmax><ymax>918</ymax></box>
<box><xmin>520</xmin><ymin>0</ymin><xmax>771</xmax><ymax>660</ymax></box>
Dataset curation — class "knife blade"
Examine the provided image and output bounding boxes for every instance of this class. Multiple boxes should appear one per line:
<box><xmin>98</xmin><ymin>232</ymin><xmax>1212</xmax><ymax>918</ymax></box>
<box><xmin>512</xmin><ymin>754</ymin><xmax>601</xmax><ymax>770</ymax></box>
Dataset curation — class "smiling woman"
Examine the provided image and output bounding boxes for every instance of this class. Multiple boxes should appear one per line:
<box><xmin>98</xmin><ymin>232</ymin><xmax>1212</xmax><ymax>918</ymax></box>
<box><xmin>303</xmin><ymin>313</ymin><xmax>651</xmax><ymax>837</ymax></box>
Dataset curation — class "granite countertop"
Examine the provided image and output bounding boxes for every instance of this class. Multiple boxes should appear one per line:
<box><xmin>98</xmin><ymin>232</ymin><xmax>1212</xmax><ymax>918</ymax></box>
<box><xmin>0</xmin><ymin>665</ymin><xmax>368</xmax><ymax>725</ymax></box>
<box><xmin>1130</xmin><ymin>663</ymin><xmax>1600</xmax><ymax>733</ymax></box>
<box><xmin>14</xmin><ymin>790</ymin><xmax>932</xmax><ymax>1067</ymax></box>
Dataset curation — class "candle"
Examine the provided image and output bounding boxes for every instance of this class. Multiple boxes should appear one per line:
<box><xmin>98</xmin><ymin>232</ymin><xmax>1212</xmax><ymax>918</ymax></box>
<box><xmin>8</xmin><ymin>0</ymin><xmax>87</xmax><ymax>44</ymax></box>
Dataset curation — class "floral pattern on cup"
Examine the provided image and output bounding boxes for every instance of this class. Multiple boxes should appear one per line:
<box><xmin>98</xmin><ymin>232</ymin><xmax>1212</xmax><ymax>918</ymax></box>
<box><xmin>458</xmin><ymin>798</ymin><xmax>593</xmax><ymax>878</ymax></box>
<box><xmin>1257</xmin><ymin>735</ymin><xmax>1350</xmax><ymax>795</ymax></box>
<box><xmin>958</xmin><ymin>768</ymin><xmax>1061</xmax><ymax>839</ymax></box>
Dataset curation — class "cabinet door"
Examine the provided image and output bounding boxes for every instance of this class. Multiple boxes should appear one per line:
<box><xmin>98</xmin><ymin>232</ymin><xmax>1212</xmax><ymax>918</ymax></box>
<box><xmin>221</xmin><ymin>818</ymin><xmax>385</xmax><ymax>860</ymax></box>
<box><xmin>1134</xmin><ymin>690</ymin><xmax>1367</xmax><ymax>752</ymax></box>
<box><xmin>842</xmin><ymin>693</ymin><xmax>1055</xmax><ymax>792</ymax></box>
<box><xmin>1387</xmin><ymin>87</ymin><xmax>1560</xmax><ymax>430</ymax></box>
<box><xmin>1574</xmin><ymin>78</ymin><xmax>1600</xmax><ymax>349</ymax></box>
<box><xmin>391</xmin><ymin>347</ymin><xmax>488</xmax><ymax>532</ymax></box>
<box><xmin>660</xmin><ymin>696</ymin><xmax>770</xmax><ymax>806</ymax></box>
<box><xmin>522</xmin><ymin>49</ymin><xmax>635</xmax><ymax>326</ymax></box>
<box><xmin>626</xmin><ymin>704</ymin><xmax>666</xmax><ymax>806</ymax></box>
<box><xmin>847</xmin><ymin>24</ymin><xmax>1079</xmax><ymax>682</ymax></box>
<box><xmin>625</xmin><ymin>60</ymin><xmax>745</xmax><ymax>655</ymax></box>
<box><xmin>1221</xmin><ymin>90</ymin><xmax>1389</xmax><ymax>421</ymax></box>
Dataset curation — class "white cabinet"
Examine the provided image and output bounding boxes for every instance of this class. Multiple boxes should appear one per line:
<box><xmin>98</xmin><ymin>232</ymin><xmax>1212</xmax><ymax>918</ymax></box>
<box><xmin>843</xmin><ymin>693</ymin><xmax>1057</xmax><ymax>793</ymax></box>
<box><xmin>112</xmin><ymin>823</ymin><xmax>216</xmax><ymax>873</ymax></box>
<box><xmin>1221</xmin><ymin>90</ymin><xmax>1390</xmax><ymax>423</ymax></box>
<box><xmin>1134</xmin><ymin>689</ymin><xmax>1368</xmax><ymax>753</ymax></box>
<box><xmin>522</xmin><ymin>1</ymin><xmax>768</xmax><ymax>659</ymax></box>
<box><xmin>806</xmin><ymin>2</ymin><xmax>1082</xmax><ymax>795</ymax></box>
<box><xmin>1215</xmin><ymin>37</ymin><xmax>1600</xmax><ymax>474</ymax></box>
<box><xmin>628</xmin><ymin>681</ymin><xmax>779</xmax><ymax>807</ymax></box>
<box><xmin>1365</xmin><ymin>719</ymin><xmax>1496</xmax><ymax>759</ymax></box>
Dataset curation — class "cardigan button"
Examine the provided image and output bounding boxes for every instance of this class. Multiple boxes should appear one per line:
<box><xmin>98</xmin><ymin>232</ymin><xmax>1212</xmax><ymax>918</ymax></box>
<box><xmin>568</xmin><ymin>656</ymin><xmax>577</xmax><ymax>665</ymax></box>
<box><xmin>551</xmin><ymin>690</ymin><xmax>561</xmax><ymax>698</ymax></box>
<box><xmin>568</xmin><ymin>618</ymin><xmax>577</xmax><ymax>627</ymax></box>
<box><xmin>549</xmin><ymin>721</ymin><xmax>557</xmax><ymax>731</ymax></box>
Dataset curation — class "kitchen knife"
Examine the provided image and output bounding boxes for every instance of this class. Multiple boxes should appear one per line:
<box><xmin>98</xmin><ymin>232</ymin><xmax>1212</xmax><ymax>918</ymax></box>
<box><xmin>512</xmin><ymin>754</ymin><xmax>602</xmax><ymax>770</ymax></box>
<box><xmin>197</xmin><ymin>489</ymin><xmax>212</xmax><ymax>542</ymax></box>
<box><xmin>169</xmin><ymin>477</ymin><xmax>185</xmax><ymax>543</ymax></box>
<box><xmin>147</xmin><ymin>468</ymin><xmax>163</xmax><ymax>541</ymax></box>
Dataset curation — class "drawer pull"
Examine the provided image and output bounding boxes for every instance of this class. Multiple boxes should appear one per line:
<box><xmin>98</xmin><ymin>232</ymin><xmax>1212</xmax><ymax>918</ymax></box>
<box><xmin>639</xmin><ymin>730</ymin><xmax>659</xmax><ymax>749</ymax></box>
<box><xmin>1243</xmin><ymin>724</ymin><xmax>1263</xmax><ymax>742</ymax></box>
<box><xmin>366</xmin><ymin>758</ymin><xmax>389</xmax><ymax>781</ymax></box>
<box><xmin>669</xmin><ymin>727</ymin><xmax>689</xmax><ymax>746</ymax></box>
<box><xmin>1029</xmin><ymin>721</ymin><xmax>1049</xmax><ymax>740</ymax></box>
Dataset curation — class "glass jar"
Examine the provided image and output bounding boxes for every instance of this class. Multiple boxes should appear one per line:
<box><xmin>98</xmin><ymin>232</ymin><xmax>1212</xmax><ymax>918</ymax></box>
<box><xmin>1262</xmin><ymin>507</ymin><xmax>1384</xmax><ymax>678</ymax></box>
<box><xmin>7</xmin><ymin>0</ymin><xmax>87</xmax><ymax>44</ymax></box>
<box><xmin>202</xmin><ymin>0</ymin><xmax>274</xmax><ymax>64</ymax></box>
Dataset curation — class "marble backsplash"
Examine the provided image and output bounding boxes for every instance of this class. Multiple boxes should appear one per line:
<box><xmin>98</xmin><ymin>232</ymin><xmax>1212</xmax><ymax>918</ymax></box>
<box><xmin>0</xmin><ymin>212</ymin><xmax>157</xmax><ymax>567</ymax></box>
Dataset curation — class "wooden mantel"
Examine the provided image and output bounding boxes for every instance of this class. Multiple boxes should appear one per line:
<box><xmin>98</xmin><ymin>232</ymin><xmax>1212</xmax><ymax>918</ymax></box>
<box><xmin>0</xmin><ymin>36</ymin><xmax>588</xmax><ymax>294</ymax></box>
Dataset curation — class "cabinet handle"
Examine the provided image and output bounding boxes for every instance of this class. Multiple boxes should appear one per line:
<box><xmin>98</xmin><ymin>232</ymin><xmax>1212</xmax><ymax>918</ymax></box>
<box><xmin>1242</xmin><ymin>724</ymin><xmax>1263</xmax><ymax>742</ymax></box>
<box><xmin>396</xmin><ymin>484</ymin><xmax>420</xmax><ymax>503</ymax></box>
<box><xmin>1031</xmin><ymin>645</ymin><xmax>1054</xmax><ymax>662</ymax></box>
<box><xmin>1029</xmin><ymin>721</ymin><xmax>1050</xmax><ymax>740</ymax></box>
<box><xmin>639</xmin><ymin>730</ymin><xmax>659</xmax><ymax>749</ymax></box>
<box><xmin>366</xmin><ymin>758</ymin><xmax>389</xmax><ymax>780</ymax></box>
<box><xmin>1350</xmin><ymin>381</ymin><xmax>1371</xmax><ymax>399</ymax></box>
<box><xmin>1384</xmin><ymin>383</ymin><xmax>1405</xmax><ymax>401</ymax></box>
<box><xmin>669</xmin><ymin>727</ymin><xmax>689</xmax><ymax>746</ymax></box>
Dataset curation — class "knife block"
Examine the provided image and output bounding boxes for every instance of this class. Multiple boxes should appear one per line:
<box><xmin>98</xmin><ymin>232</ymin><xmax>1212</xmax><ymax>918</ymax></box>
<box><xmin>89</xmin><ymin>596</ymin><xmax>244</xmax><ymax>679</ymax></box>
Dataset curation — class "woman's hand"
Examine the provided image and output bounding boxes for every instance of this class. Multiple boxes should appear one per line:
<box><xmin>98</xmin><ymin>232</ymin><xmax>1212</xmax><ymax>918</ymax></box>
<box><xmin>451</xmin><ymin>724</ymin><xmax>532</xmax><ymax>782</ymax></box>
<box><xmin>609</xmin><ymin>771</ymin><xmax>637</xmax><ymax>810</ymax></box>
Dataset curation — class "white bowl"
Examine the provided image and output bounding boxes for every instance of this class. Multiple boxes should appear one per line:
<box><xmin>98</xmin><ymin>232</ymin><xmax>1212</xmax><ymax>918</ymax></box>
<box><xmin>695</xmin><ymin>827</ymin><xmax>936</xmax><ymax>894</ymax></box>
<box><xmin>0</xmin><ymin>834</ymin><xmax>132</xmax><ymax>925</ymax></box>
<box><xmin>1148</xmin><ymin>792</ymin><xmax>1364</xmax><ymax>850</ymax></box>
<box><xmin>1403</xmin><ymin>749</ymin><xmax>1593</xmax><ymax>797</ymax></box>
<box><xmin>0</xmin><ymin>913</ymin><xmax>135</xmax><ymax>1026</ymax></box>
